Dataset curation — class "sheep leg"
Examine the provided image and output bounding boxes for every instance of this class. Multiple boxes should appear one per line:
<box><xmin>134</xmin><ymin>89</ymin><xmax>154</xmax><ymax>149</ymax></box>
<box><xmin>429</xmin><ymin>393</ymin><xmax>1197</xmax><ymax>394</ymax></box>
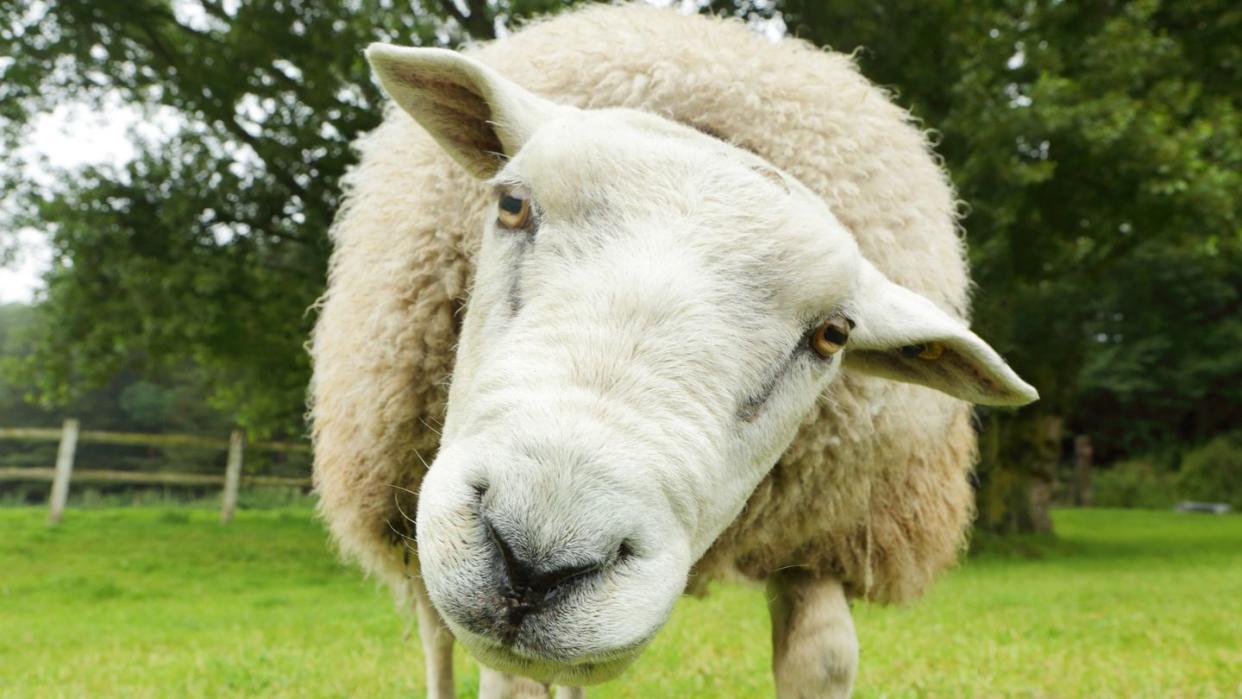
<box><xmin>478</xmin><ymin>668</ymin><xmax>549</xmax><ymax>698</ymax></box>
<box><xmin>767</xmin><ymin>570</ymin><xmax>858</xmax><ymax>699</ymax></box>
<box><xmin>553</xmin><ymin>686</ymin><xmax>586</xmax><ymax>699</ymax></box>
<box><xmin>413</xmin><ymin>581</ymin><xmax>456</xmax><ymax>699</ymax></box>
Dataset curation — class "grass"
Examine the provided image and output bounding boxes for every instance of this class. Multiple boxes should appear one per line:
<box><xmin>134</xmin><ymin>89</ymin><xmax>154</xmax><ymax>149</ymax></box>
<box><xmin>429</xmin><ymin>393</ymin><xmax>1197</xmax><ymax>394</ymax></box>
<box><xmin>1</xmin><ymin>507</ymin><xmax>1239</xmax><ymax>698</ymax></box>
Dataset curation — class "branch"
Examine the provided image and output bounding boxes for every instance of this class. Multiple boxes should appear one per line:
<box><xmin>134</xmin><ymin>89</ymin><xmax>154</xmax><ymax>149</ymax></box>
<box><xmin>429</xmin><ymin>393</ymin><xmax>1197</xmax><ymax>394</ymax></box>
<box><xmin>124</xmin><ymin>13</ymin><xmax>312</xmax><ymax>203</ymax></box>
<box><xmin>198</xmin><ymin>0</ymin><xmax>233</xmax><ymax>24</ymax></box>
<box><xmin>438</xmin><ymin>0</ymin><xmax>494</xmax><ymax>40</ymax></box>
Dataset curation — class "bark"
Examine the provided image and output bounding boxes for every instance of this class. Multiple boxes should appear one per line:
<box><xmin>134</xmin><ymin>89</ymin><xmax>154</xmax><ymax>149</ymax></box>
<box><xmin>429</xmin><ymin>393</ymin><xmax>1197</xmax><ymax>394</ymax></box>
<box><xmin>1072</xmin><ymin>434</ymin><xmax>1094</xmax><ymax>506</ymax></box>
<box><xmin>975</xmin><ymin>411</ymin><xmax>1062</xmax><ymax>535</ymax></box>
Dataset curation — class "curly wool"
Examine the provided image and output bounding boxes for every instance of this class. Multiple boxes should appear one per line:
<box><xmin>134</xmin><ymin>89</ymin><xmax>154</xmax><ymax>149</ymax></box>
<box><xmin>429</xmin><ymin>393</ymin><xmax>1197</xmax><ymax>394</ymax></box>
<box><xmin>310</xmin><ymin>3</ymin><xmax>975</xmax><ymax>605</ymax></box>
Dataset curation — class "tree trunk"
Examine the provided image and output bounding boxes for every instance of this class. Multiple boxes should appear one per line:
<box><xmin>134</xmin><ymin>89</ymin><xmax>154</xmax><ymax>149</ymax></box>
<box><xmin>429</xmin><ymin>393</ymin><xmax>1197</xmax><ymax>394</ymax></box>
<box><xmin>1072</xmin><ymin>434</ymin><xmax>1094</xmax><ymax>507</ymax></box>
<box><xmin>975</xmin><ymin>411</ymin><xmax>1062</xmax><ymax>535</ymax></box>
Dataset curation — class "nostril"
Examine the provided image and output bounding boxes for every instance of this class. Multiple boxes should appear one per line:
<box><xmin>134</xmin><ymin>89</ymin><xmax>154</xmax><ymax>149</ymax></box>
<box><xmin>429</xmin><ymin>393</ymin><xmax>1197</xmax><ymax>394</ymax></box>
<box><xmin>484</xmin><ymin>517</ymin><xmax>528</xmax><ymax>580</ymax></box>
<box><xmin>483</xmin><ymin>516</ymin><xmax>608</xmax><ymax>613</ymax></box>
<box><xmin>616</xmin><ymin>539</ymin><xmax>636</xmax><ymax>564</ymax></box>
<box><xmin>470</xmin><ymin>481</ymin><xmax>488</xmax><ymax>502</ymax></box>
<box><xmin>538</xmin><ymin>560</ymin><xmax>602</xmax><ymax>590</ymax></box>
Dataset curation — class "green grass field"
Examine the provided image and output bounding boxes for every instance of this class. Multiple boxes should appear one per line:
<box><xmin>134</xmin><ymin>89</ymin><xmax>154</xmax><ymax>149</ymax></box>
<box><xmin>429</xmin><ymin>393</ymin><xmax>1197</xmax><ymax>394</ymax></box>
<box><xmin>1</xmin><ymin>507</ymin><xmax>1239</xmax><ymax>698</ymax></box>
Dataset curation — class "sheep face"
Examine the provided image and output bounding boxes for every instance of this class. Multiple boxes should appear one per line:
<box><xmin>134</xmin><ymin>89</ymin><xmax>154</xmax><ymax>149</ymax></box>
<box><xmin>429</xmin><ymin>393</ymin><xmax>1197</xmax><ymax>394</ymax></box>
<box><xmin>365</xmin><ymin>45</ymin><xmax>1037</xmax><ymax>685</ymax></box>
<box><xmin>421</xmin><ymin>113</ymin><xmax>868</xmax><ymax>684</ymax></box>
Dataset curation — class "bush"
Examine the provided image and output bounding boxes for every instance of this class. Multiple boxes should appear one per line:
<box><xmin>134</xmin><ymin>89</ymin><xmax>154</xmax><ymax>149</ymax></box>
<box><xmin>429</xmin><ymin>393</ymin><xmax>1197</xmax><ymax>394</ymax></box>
<box><xmin>1093</xmin><ymin>459</ymin><xmax>1178</xmax><ymax>509</ymax></box>
<box><xmin>1177</xmin><ymin>433</ymin><xmax>1242</xmax><ymax>509</ymax></box>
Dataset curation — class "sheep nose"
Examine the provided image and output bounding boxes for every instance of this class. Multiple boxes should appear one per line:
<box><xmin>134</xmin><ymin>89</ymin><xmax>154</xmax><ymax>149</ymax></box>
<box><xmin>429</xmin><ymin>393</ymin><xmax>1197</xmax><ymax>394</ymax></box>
<box><xmin>484</xmin><ymin>518</ymin><xmax>603</xmax><ymax>627</ymax></box>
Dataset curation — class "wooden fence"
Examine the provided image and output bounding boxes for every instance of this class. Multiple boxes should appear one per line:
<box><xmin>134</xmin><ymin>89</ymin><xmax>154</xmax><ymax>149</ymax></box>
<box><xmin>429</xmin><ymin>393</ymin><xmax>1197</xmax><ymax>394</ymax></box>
<box><xmin>0</xmin><ymin>420</ymin><xmax>311</xmax><ymax>525</ymax></box>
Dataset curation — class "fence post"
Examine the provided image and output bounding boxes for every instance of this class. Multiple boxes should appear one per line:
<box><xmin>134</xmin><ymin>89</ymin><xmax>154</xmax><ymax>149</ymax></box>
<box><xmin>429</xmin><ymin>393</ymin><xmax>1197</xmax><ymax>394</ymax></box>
<box><xmin>48</xmin><ymin>418</ymin><xmax>80</xmax><ymax>525</ymax></box>
<box><xmin>220</xmin><ymin>429</ymin><xmax>244</xmax><ymax>523</ymax></box>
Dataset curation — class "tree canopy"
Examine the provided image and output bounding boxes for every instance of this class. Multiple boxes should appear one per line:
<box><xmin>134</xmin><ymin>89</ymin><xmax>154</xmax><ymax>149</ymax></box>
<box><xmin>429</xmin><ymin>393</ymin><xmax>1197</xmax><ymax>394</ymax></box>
<box><xmin>2</xmin><ymin>0</ymin><xmax>494</xmax><ymax>434</ymax></box>
<box><xmin>2</xmin><ymin>0</ymin><xmax>1239</xmax><ymax>525</ymax></box>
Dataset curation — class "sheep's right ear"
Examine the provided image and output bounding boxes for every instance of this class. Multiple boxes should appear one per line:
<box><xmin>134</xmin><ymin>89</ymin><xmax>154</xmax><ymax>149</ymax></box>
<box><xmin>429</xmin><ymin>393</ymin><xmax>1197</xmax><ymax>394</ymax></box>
<box><xmin>843</xmin><ymin>260</ymin><xmax>1039</xmax><ymax>406</ymax></box>
<box><xmin>366</xmin><ymin>44</ymin><xmax>557</xmax><ymax>179</ymax></box>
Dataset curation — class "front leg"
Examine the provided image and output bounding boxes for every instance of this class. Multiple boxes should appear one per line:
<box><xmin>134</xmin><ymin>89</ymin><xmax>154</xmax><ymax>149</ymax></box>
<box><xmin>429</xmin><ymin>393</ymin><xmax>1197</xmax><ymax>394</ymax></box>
<box><xmin>766</xmin><ymin>570</ymin><xmax>858</xmax><ymax>699</ymax></box>
<box><xmin>478</xmin><ymin>668</ymin><xmax>548</xmax><ymax>698</ymax></box>
<box><xmin>477</xmin><ymin>668</ymin><xmax>586</xmax><ymax>698</ymax></box>
<box><xmin>413</xmin><ymin>578</ymin><xmax>456</xmax><ymax>699</ymax></box>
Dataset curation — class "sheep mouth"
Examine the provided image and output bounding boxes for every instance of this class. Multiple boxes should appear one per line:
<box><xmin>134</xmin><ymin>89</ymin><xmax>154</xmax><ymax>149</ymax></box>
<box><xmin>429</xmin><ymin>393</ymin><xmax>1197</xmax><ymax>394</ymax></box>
<box><xmin>464</xmin><ymin>634</ymin><xmax>647</xmax><ymax>685</ymax></box>
<box><xmin>432</xmin><ymin>573</ymin><xmax>660</xmax><ymax>683</ymax></box>
<box><xmin>461</xmin><ymin>620</ymin><xmax>651</xmax><ymax>663</ymax></box>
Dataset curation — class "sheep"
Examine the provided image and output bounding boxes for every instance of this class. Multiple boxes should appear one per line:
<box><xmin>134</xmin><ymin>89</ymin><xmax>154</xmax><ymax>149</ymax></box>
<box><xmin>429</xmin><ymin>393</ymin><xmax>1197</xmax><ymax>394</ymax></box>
<box><xmin>309</xmin><ymin>4</ymin><xmax>1037</xmax><ymax>697</ymax></box>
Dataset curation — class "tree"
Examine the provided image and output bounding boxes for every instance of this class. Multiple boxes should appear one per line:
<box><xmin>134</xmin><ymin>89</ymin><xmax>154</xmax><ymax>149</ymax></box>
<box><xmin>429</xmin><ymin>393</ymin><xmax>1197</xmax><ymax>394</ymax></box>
<box><xmin>4</xmin><ymin>0</ymin><xmax>1239</xmax><ymax>532</ymax></box>
<box><xmin>782</xmin><ymin>0</ymin><xmax>1241</xmax><ymax>531</ymax></box>
<box><xmin>1</xmin><ymin>0</ymin><xmax>488</xmax><ymax>434</ymax></box>
<box><xmin>0</xmin><ymin>0</ymin><xmax>772</xmax><ymax>434</ymax></box>
<box><xmin>0</xmin><ymin>303</ymin><xmax>236</xmax><ymax>487</ymax></box>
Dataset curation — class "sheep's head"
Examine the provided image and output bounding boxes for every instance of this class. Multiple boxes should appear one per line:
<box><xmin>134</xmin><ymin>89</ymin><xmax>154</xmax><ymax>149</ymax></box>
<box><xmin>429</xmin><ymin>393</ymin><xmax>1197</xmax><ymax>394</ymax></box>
<box><xmin>366</xmin><ymin>45</ymin><xmax>1038</xmax><ymax>685</ymax></box>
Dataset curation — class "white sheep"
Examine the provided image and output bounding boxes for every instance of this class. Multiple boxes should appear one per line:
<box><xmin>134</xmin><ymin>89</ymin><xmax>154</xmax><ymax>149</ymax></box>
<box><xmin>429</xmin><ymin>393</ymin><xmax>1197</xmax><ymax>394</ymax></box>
<box><xmin>310</xmin><ymin>5</ymin><xmax>1036</xmax><ymax>697</ymax></box>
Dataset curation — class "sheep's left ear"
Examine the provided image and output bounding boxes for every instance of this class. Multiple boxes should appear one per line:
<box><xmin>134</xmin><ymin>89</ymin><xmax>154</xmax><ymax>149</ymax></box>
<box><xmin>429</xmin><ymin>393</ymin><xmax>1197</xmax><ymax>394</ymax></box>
<box><xmin>366</xmin><ymin>44</ymin><xmax>557</xmax><ymax>178</ymax></box>
<box><xmin>843</xmin><ymin>260</ymin><xmax>1039</xmax><ymax>406</ymax></box>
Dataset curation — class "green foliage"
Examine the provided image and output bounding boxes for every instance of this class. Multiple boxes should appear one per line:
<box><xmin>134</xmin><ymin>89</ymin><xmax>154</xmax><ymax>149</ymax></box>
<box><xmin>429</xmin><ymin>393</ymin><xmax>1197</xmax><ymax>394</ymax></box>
<box><xmin>0</xmin><ymin>304</ymin><xmax>47</xmax><ymax>426</ymax></box>
<box><xmin>1090</xmin><ymin>433</ymin><xmax>1242</xmax><ymax>510</ymax></box>
<box><xmin>783</xmin><ymin>0</ymin><xmax>1242</xmax><ymax>530</ymax></box>
<box><xmin>117</xmin><ymin>381</ymin><xmax>176</xmax><ymax>429</ymax></box>
<box><xmin>3</xmin><ymin>1</ymin><xmax>1240</xmax><ymax>527</ymax></box>
<box><xmin>0</xmin><ymin>302</ymin><xmax>250</xmax><ymax>493</ymax></box>
<box><xmin>2</xmin><ymin>0</ymin><xmax>692</xmax><ymax>435</ymax></box>
<box><xmin>0</xmin><ymin>302</ymin><xmax>233</xmax><ymax>435</ymax></box>
<box><xmin>1092</xmin><ymin>459</ymin><xmax>1179</xmax><ymax>509</ymax></box>
<box><xmin>0</xmin><ymin>0</ymin><xmax>773</xmax><ymax>435</ymax></box>
<box><xmin>1</xmin><ymin>507</ymin><xmax>1238</xmax><ymax>696</ymax></box>
<box><xmin>1178</xmin><ymin>433</ymin><xmax>1242</xmax><ymax>508</ymax></box>
<box><xmin>0</xmin><ymin>0</ymin><xmax>444</xmax><ymax>433</ymax></box>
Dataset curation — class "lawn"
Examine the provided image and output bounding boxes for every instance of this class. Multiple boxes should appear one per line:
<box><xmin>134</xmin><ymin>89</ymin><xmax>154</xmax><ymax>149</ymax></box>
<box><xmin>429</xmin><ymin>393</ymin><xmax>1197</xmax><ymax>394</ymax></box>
<box><xmin>1</xmin><ymin>507</ymin><xmax>1238</xmax><ymax>698</ymax></box>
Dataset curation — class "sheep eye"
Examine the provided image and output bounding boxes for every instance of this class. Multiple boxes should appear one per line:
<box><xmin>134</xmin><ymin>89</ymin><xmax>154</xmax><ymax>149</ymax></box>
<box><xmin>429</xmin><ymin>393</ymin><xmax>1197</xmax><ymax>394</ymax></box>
<box><xmin>497</xmin><ymin>192</ymin><xmax>531</xmax><ymax>229</ymax></box>
<box><xmin>901</xmin><ymin>342</ymin><xmax>945</xmax><ymax>360</ymax></box>
<box><xmin>811</xmin><ymin>315</ymin><xmax>852</xmax><ymax>358</ymax></box>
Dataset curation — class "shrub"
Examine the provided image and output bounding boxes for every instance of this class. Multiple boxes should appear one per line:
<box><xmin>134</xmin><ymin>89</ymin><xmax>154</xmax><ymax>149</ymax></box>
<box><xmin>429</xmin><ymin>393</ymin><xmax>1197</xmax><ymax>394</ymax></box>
<box><xmin>1177</xmin><ymin>434</ymin><xmax>1242</xmax><ymax>509</ymax></box>
<box><xmin>1093</xmin><ymin>459</ymin><xmax>1178</xmax><ymax>509</ymax></box>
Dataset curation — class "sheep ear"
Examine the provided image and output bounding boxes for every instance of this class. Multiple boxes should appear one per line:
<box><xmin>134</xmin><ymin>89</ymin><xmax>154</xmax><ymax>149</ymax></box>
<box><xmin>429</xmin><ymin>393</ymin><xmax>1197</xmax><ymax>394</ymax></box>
<box><xmin>366</xmin><ymin>44</ymin><xmax>556</xmax><ymax>178</ymax></box>
<box><xmin>843</xmin><ymin>260</ymin><xmax>1039</xmax><ymax>406</ymax></box>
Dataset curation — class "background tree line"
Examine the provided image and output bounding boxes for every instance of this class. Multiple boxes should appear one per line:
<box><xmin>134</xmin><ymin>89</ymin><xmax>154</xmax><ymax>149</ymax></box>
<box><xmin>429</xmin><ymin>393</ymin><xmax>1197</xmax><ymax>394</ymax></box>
<box><xmin>0</xmin><ymin>303</ymin><xmax>307</xmax><ymax>506</ymax></box>
<box><xmin>1</xmin><ymin>0</ymin><xmax>1238</xmax><ymax>529</ymax></box>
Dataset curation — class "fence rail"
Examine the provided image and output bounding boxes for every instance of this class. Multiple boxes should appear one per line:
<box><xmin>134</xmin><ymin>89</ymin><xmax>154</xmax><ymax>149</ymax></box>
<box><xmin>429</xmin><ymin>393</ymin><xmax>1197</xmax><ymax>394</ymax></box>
<box><xmin>0</xmin><ymin>427</ymin><xmax>309</xmax><ymax>453</ymax></box>
<box><xmin>0</xmin><ymin>467</ymin><xmax>311</xmax><ymax>488</ymax></box>
<box><xmin>0</xmin><ymin>420</ymin><xmax>312</xmax><ymax>525</ymax></box>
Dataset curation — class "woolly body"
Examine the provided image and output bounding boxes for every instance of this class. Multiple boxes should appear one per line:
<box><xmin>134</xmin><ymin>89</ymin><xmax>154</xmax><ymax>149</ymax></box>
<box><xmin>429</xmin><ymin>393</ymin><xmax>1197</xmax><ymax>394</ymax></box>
<box><xmin>311</xmin><ymin>3</ymin><xmax>976</xmax><ymax>615</ymax></box>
